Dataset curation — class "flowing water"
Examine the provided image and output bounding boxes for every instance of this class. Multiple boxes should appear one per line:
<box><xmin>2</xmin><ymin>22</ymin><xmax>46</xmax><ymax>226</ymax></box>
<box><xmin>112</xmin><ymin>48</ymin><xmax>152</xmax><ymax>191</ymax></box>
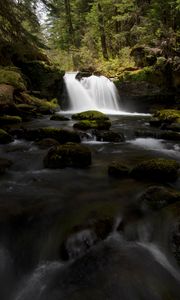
<box><xmin>0</xmin><ymin>75</ymin><xmax>180</xmax><ymax>299</ymax></box>
<box><xmin>64</xmin><ymin>72</ymin><xmax>123</xmax><ymax>114</ymax></box>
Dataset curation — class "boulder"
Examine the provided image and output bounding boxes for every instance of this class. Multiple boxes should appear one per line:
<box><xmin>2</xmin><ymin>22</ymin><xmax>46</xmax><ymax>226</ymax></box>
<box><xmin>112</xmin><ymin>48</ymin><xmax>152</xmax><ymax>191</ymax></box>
<box><xmin>131</xmin><ymin>158</ymin><xmax>179</xmax><ymax>182</ymax></box>
<box><xmin>0</xmin><ymin>157</ymin><xmax>12</xmax><ymax>174</ymax></box>
<box><xmin>0</xmin><ymin>68</ymin><xmax>26</xmax><ymax>90</ymax></box>
<box><xmin>44</xmin><ymin>143</ymin><xmax>91</xmax><ymax>169</ymax></box>
<box><xmin>153</xmin><ymin>109</ymin><xmax>180</xmax><ymax>124</ymax></box>
<box><xmin>72</xmin><ymin>110</ymin><xmax>109</xmax><ymax>121</ymax></box>
<box><xmin>0</xmin><ymin>129</ymin><xmax>13</xmax><ymax>144</ymax></box>
<box><xmin>73</xmin><ymin>120</ymin><xmax>111</xmax><ymax>131</ymax></box>
<box><xmin>18</xmin><ymin>61</ymin><xmax>64</xmax><ymax>100</ymax></box>
<box><xmin>139</xmin><ymin>186</ymin><xmax>180</xmax><ymax>211</ymax></box>
<box><xmin>108</xmin><ymin>161</ymin><xmax>130</xmax><ymax>178</ymax></box>
<box><xmin>130</xmin><ymin>45</ymin><xmax>162</xmax><ymax>67</ymax></box>
<box><xmin>24</xmin><ymin>127</ymin><xmax>81</xmax><ymax>143</ymax></box>
<box><xmin>94</xmin><ymin>130</ymin><xmax>125</xmax><ymax>142</ymax></box>
<box><xmin>35</xmin><ymin>138</ymin><xmax>59</xmax><ymax>149</ymax></box>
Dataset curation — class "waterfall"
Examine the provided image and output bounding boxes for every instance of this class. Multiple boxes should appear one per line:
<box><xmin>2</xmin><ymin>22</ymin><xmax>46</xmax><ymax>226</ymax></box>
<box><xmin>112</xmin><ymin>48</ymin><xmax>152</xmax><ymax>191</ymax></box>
<box><xmin>63</xmin><ymin>72</ymin><xmax>121</xmax><ymax>114</ymax></box>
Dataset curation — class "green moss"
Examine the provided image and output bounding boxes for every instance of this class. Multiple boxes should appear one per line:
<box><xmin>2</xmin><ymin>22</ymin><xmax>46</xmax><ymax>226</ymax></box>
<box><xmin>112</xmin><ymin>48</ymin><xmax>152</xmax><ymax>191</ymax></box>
<box><xmin>154</xmin><ymin>109</ymin><xmax>180</xmax><ymax>123</ymax></box>
<box><xmin>72</xmin><ymin>110</ymin><xmax>109</xmax><ymax>121</ymax></box>
<box><xmin>44</xmin><ymin>143</ymin><xmax>92</xmax><ymax>169</ymax></box>
<box><xmin>17</xmin><ymin>93</ymin><xmax>59</xmax><ymax>111</ymax></box>
<box><xmin>25</xmin><ymin>127</ymin><xmax>81</xmax><ymax>143</ymax></box>
<box><xmin>0</xmin><ymin>128</ymin><xmax>13</xmax><ymax>144</ymax></box>
<box><xmin>131</xmin><ymin>158</ymin><xmax>179</xmax><ymax>182</ymax></box>
<box><xmin>0</xmin><ymin>115</ymin><xmax>22</xmax><ymax>125</ymax></box>
<box><xmin>118</xmin><ymin>65</ymin><xmax>165</xmax><ymax>86</ymax></box>
<box><xmin>0</xmin><ymin>68</ymin><xmax>26</xmax><ymax>90</ymax></box>
<box><xmin>73</xmin><ymin>120</ymin><xmax>111</xmax><ymax>130</ymax></box>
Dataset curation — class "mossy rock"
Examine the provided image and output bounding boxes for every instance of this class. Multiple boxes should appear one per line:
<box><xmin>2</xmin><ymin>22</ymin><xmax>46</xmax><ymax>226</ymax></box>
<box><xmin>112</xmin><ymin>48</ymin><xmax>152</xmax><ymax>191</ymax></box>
<box><xmin>0</xmin><ymin>157</ymin><xmax>13</xmax><ymax>174</ymax></box>
<box><xmin>19</xmin><ymin>61</ymin><xmax>64</xmax><ymax>100</ymax></box>
<box><xmin>0</xmin><ymin>115</ymin><xmax>22</xmax><ymax>125</ymax></box>
<box><xmin>72</xmin><ymin>110</ymin><xmax>109</xmax><ymax>121</ymax></box>
<box><xmin>139</xmin><ymin>186</ymin><xmax>180</xmax><ymax>211</ymax></box>
<box><xmin>35</xmin><ymin>138</ymin><xmax>60</xmax><ymax>149</ymax></box>
<box><xmin>108</xmin><ymin>161</ymin><xmax>130</xmax><ymax>178</ymax></box>
<box><xmin>50</xmin><ymin>114</ymin><xmax>70</xmax><ymax>121</ymax></box>
<box><xmin>74</xmin><ymin>120</ymin><xmax>111</xmax><ymax>131</ymax></box>
<box><xmin>94</xmin><ymin>130</ymin><xmax>125</xmax><ymax>142</ymax></box>
<box><xmin>0</xmin><ymin>129</ymin><xmax>13</xmax><ymax>144</ymax></box>
<box><xmin>0</xmin><ymin>68</ymin><xmax>26</xmax><ymax>90</ymax></box>
<box><xmin>16</xmin><ymin>93</ymin><xmax>59</xmax><ymax>113</ymax></box>
<box><xmin>131</xmin><ymin>158</ymin><xmax>179</xmax><ymax>182</ymax></box>
<box><xmin>24</xmin><ymin>127</ymin><xmax>81</xmax><ymax>143</ymax></box>
<box><xmin>44</xmin><ymin>143</ymin><xmax>91</xmax><ymax>169</ymax></box>
<box><xmin>130</xmin><ymin>45</ymin><xmax>162</xmax><ymax>67</ymax></box>
<box><xmin>153</xmin><ymin>109</ymin><xmax>180</xmax><ymax>124</ymax></box>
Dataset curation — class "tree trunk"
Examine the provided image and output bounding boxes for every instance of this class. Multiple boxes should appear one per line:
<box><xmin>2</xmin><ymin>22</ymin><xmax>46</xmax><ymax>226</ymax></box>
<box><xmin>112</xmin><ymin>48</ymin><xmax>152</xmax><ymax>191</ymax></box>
<box><xmin>64</xmin><ymin>0</ymin><xmax>75</xmax><ymax>46</ymax></box>
<box><xmin>97</xmin><ymin>3</ymin><xmax>108</xmax><ymax>60</ymax></box>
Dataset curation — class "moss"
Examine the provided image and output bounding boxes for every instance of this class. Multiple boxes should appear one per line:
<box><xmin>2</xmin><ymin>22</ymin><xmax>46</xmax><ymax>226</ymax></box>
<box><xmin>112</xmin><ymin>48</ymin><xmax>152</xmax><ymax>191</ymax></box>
<box><xmin>0</xmin><ymin>129</ymin><xmax>13</xmax><ymax>144</ymax></box>
<box><xmin>72</xmin><ymin>110</ymin><xmax>109</xmax><ymax>121</ymax></box>
<box><xmin>19</xmin><ymin>60</ymin><xmax>64</xmax><ymax>100</ymax></box>
<box><xmin>0</xmin><ymin>115</ymin><xmax>22</xmax><ymax>125</ymax></box>
<box><xmin>0</xmin><ymin>68</ymin><xmax>26</xmax><ymax>90</ymax></box>
<box><xmin>154</xmin><ymin>109</ymin><xmax>180</xmax><ymax>124</ymax></box>
<box><xmin>108</xmin><ymin>161</ymin><xmax>130</xmax><ymax>178</ymax></box>
<box><xmin>73</xmin><ymin>120</ymin><xmax>111</xmax><ymax>130</ymax></box>
<box><xmin>95</xmin><ymin>130</ymin><xmax>125</xmax><ymax>142</ymax></box>
<box><xmin>44</xmin><ymin>143</ymin><xmax>92</xmax><ymax>169</ymax></box>
<box><xmin>131</xmin><ymin>158</ymin><xmax>179</xmax><ymax>182</ymax></box>
<box><xmin>17</xmin><ymin>93</ymin><xmax>59</xmax><ymax>112</ymax></box>
<box><xmin>25</xmin><ymin>127</ymin><xmax>81</xmax><ymax>143</ymax></box>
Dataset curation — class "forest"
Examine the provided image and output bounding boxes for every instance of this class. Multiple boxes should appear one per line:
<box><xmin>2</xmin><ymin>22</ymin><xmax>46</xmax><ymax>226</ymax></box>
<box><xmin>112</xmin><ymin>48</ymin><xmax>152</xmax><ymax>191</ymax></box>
<box><xmin>0</xmin><ymin>0</ymin><xmax>180</xmax><ymax>74</ymax></box>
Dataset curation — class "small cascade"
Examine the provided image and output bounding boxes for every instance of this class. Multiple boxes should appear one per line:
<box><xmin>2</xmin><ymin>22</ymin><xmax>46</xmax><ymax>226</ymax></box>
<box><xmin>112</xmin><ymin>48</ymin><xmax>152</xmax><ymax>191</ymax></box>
<box><xmin>63</xmin><ymin>72</ymin><xmax>121</xmax><ymax>113</ymax></box>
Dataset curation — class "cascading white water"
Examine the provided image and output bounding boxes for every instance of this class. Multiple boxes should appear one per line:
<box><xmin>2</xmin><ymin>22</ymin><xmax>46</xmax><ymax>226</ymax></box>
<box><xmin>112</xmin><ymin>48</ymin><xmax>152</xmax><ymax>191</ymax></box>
<box><xmin>63</xmin><ymin>72</ymin><xmax>121</xmax><ymax>114</ymax></box>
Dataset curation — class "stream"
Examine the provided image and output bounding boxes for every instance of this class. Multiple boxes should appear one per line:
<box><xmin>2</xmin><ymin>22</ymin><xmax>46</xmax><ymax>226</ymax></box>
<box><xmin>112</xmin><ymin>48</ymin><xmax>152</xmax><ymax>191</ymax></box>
<box><xmin>0</xmin><ymin>111</ymin><xmax>180</xmax><ymax>300</ymax></box>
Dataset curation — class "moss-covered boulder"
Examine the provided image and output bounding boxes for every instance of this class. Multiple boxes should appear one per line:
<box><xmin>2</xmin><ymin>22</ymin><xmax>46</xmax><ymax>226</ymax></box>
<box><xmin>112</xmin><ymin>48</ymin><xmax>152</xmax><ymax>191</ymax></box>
<box><xmin>50</xmin><ymin>114</ymin><xmax>70</xmax><ymax>121</ymax></box>
<box><xmin>94</xmin><ymin>130</ymin><xmax>125</xmax><ymax>142</ymax></box>
<box><xmin>24</xmin><ymin>127</ymin><xmax>81</xmax><ymax>143</ymax></box>
<box><xmin>0</xmin><ymin>129</ymin><xmax>13</xmax><ymax>144</ymax></box>
<box><xmin>153</xmin><ymin>109</ymin><xmax>180</xmax><ymax>124</ymax></box>
<box><xmin>0</xmin><ymin>157</ymin><xmax>13</xmax><ymax>174</ymax></box>
<box><xmin>0</xmin><ymin>68</ymin><xmax>26</xmax><ymax>90</ymax></box>
<box><xmin>18</xmin><ymin>61</ymin><xmax>64</xmax><ymax>100</ymax></box>
<box><xmin>131</xmin><ymin>158</ymin><xmax>179</xmax><ymax>182</ymax></box>
<box><xmin>72</xmin><ymin>110</ymin><xmax>109</xmax><ymax>121</ymax></box>
<box><xmin>139</xmin><ymin>186</ymin><xmax>180</xmax><ymax>211</ymax></box>
<box><xmin>16</xmin><ymin>92</ymin><xmax>59</xmax><ymax>114</ymax></box>
<box><xmin>35</xmin><ymin>138</ymin><xmax>60</xmax><ymax>149</ymax></box>
<box><xmin>108</xmin><ymin>161</ymin><xmax>130</xmax><ymax>178</ymax></box>
<box><xmin>0</xmin><ymin>115</ymin><xmax>22</xmax><ymax>125</ymax></box>
<box><xmin>73</xmin><ymin>120</ymin><xmax>111</xmax><ymax>131</ymax></box>
<box><xmin>44</xmin><ymin>143</ymin><xmax>91</xmax><ymax>169</ymax></box>
<box><xmin>130</xmin><ymin>46</ymin><xmax>162</xmax><ymax>67</ymax></box>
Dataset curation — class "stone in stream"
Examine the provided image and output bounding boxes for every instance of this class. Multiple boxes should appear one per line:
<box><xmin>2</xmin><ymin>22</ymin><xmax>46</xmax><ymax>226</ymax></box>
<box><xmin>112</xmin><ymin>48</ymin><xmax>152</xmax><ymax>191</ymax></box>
<box><xmin>44</xmin><ymin>143</ymin><xmax>91</xmax><ymax>169</ymax></box>
<box><xmin>108</xmin><ymin>161</ymin><xmax>130</xmax><ymax>178</ymax></box>
<box><xmin>73</xmin><ymin>120</ymin><xmax>111</xmax><ymax>131</ymax></box>
<box><xmin>24</xmin><ymin>127</ymin><xmax>81</xmax><ymax>143</ymax></box>
<box><xmin>72</xmin><ymin>110</ymin><xmax>109</xmax><ymax>121</ymax></box>
<box><xmin>0</xmin><ymin>115</ymin><xmax>22</xmax><ymax>125</ymax></box>
<box><xmin>130</xmin><ymin>158</ymin><xmax>179</xmax><ymax>182</ymax></box>
<box><xmin>94</xmin><ymin>130</ymin><xmax>125</xmax><ymax>142</ymax></box>
<box><xmin>139</xmin><ymin>186</ymin><xmax>180</xmax><ymax>211</ymax></box>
